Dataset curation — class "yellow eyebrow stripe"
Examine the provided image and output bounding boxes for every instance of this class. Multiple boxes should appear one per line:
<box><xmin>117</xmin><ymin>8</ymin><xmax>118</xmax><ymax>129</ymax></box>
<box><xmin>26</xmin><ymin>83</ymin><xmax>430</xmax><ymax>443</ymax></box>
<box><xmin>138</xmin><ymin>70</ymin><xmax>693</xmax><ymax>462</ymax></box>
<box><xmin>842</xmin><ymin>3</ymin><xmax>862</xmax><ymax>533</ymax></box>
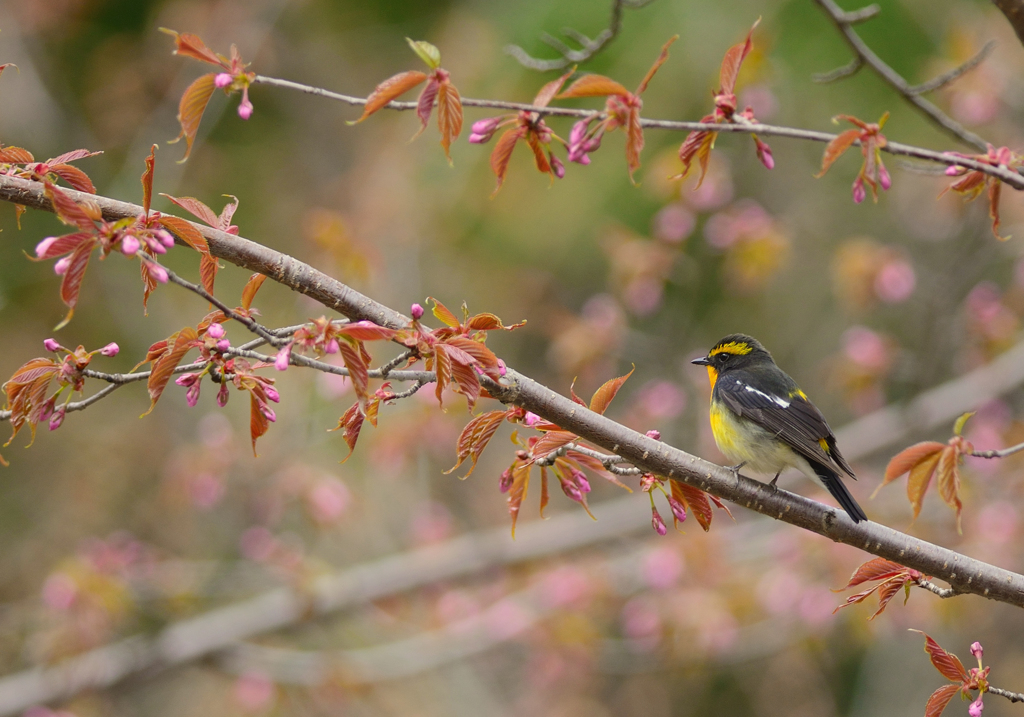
<box><xmin>709</xmin><ymin>341</ymin><xmax>752</xmax><ymax>356</ymax></box>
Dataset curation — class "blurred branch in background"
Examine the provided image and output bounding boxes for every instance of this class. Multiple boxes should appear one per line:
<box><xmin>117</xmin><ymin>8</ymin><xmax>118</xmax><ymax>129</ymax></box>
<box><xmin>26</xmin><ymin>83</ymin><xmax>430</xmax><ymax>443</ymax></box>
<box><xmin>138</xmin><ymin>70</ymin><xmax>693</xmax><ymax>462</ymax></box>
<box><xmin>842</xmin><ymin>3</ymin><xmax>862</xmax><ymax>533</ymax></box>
<box><xmin>503</xmin><ymin>0</ymin><xmax>657</xmax><ymax>71</ymax></box>
<box><xmin>991</xmin><ymin>0</ymin><xmax>1024</xmax><ymax>47</ymax></box>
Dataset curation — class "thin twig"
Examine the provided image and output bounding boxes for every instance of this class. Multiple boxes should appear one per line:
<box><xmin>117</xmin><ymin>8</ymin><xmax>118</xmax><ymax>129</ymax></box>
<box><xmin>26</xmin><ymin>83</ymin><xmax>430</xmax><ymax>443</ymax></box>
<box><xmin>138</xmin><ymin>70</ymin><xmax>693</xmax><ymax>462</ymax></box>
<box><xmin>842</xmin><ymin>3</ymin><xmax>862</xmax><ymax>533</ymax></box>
<box><xmin>989</xmin><ymin>686</ymin><xmax>1024</xmax><ymax>704</ymax></box>
<box><xmin>503</xmin><ymin>0</ymin><xmax>655</xmax><ymax>71</ymax></box>
<box><xmin>971</xmin><ymin>440</ymin><xmax>1024</xmax><ymax>459</ymax></box>
<box><xmin>249</xmin><ymin>76</ymin><xmax>1024</xmax><ymax>189</ymax></box>
<box><xmin>916</xmin><ymin>579</ymin><xmax>961</xmax><ymax>598</ymax></box>
<box><xmin>163</xmin><ymin>267</ymin><xmax>281</xmax><ymax>345</ymax></box>
<box><xmin>813</xmin><ymin>56</ymin><xmax>863</xmax><ymax>83</ymax></box>
<box><xmin>813</xmin><ymin>0</ymin><xmax>989</xmax><ymax>150</ymax></box>
<box><xmin>909</xmin><ymin>40</ymin><xmax>996</xmax><ymax>95</ymax></box>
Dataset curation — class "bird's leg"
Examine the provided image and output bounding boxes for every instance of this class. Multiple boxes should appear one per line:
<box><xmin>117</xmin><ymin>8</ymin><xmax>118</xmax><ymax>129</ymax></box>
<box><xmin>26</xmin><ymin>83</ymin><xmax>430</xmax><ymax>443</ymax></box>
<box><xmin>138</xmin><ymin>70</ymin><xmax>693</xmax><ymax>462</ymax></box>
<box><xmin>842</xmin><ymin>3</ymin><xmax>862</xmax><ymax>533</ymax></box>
<box><xmin>769</xmin><ymin>472</ymin><xmax>780</xmax><ymax>488</ymax></box>
<box><xmin>728</xmin><ymin>461</ymin><xmax>747</xmax><ymax>477</ymax></box>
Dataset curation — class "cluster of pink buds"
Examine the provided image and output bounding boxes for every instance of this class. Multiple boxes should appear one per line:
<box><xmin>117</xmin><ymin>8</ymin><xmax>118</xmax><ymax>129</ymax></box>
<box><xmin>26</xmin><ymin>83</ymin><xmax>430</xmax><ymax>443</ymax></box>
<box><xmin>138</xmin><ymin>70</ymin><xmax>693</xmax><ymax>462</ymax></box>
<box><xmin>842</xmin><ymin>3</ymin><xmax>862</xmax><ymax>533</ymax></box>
<box><xmin>640</xmin><ymin>472</ymin><xmax>686</xmax><ymax>535</ymax></box>
<box><xmin>215</xmin><ymin>72</ymin><xmax>254</xmax><ymax>120</ymax></box>
<box><xmin>559</xmin><ymin>465</ymin><xmax>592</xmax><ymax>503</ymax></box>
<box><xmin>37</xmin><ymin>339</ymin><xmax>119</xmax><ymax>431</ymax></box>
<box><xmin>274</xmin><ymin>317</ymin><xmax>342</xmax><ymax>371</ymax></box>
<box><xmin>567</xmin><ymin>116</ymin><xmax>604</xmax><ymax>166</ymax></box>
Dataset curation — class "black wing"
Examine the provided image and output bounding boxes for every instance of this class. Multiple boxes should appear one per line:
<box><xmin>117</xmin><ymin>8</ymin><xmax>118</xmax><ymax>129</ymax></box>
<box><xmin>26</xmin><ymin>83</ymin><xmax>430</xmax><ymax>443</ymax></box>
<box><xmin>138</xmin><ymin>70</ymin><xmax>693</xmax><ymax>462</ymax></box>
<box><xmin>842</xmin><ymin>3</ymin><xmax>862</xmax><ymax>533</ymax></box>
<box><xmin>714</xmin><ymin>371</ymin><xmax>855</xmax><ymax>478</ymax></box>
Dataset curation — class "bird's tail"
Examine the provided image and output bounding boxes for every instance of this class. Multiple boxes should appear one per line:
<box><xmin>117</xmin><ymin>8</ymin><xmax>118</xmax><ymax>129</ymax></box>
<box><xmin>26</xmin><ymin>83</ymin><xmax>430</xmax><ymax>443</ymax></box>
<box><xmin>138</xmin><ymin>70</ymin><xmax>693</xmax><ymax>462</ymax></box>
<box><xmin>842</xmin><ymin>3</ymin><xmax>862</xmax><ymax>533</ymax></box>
<box><xmin>812</xmin><ymin>463</ymin><xmax>868</xmax><ymax>523</ymax></box>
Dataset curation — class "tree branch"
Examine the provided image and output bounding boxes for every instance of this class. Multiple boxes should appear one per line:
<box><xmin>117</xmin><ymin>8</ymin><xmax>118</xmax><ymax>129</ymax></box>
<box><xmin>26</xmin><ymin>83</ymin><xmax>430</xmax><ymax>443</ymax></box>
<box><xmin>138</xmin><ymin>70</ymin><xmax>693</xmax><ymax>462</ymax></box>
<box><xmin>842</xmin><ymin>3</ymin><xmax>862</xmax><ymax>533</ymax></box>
<box><xmin>989</xmin><ymin>686</ymin><xmax>1024</xmax><ymax>704</ymax></box>
<box><xmin>248</xmin><ymin>75</ymin><xmax>1024</xmax><ymax>189</ymax></box>
<box><xmin>503</xmin><ymin>0</ymin><xmax>656</xmax><ymax>71</ymax></box>
<box><xmin>909</xmin><ymin>41</ymin><xmax>996</xmax><ymax>95</ymax></box>
<box><xmin>813</xmin><ymin>0</ymin><xmax>990</xmax><ymax>151</ymax></box>
<box><xmin>992</xmin><ymin>0</ymin><xmax>1024</xmax><ymax>49</ymax></box>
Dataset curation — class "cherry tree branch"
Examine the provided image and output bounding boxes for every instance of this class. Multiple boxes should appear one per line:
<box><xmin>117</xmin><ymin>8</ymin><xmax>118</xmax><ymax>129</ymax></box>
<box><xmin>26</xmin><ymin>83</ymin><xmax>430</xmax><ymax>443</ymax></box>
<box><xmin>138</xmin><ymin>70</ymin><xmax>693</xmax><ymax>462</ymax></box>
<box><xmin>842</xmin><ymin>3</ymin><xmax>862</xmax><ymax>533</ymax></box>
<box><xmin>248</xmin><ymin>75</ymin><xmax>1024</xmax><ymax>189</ymax></box>
<box><xmin>813</xmin><ymin>0</ymin><xmax>990</xmax><ymax>151</ymax></box>
<box><xmin>908</xmin><ymin>41</ymin><xmax>996</xmax><ymax>95</ymax></box>
<box><xmin>989</xmin><ymin>686</ymin><xmax>1024</xmax><ymax>704</ymax></box>
<box><xmin>970</xmin><ymin>440</ymin><xmax>1024</xmax><ymax>459</ymax></box>
<box><xmin>916</xmin><ymin>578</ymin><xmax>961</xmax><ymax>598</ymax></box>
<box><xmin>503</xmin><ymin>0</ymin><xmax>657</xmax><ymax>71</ymax></box>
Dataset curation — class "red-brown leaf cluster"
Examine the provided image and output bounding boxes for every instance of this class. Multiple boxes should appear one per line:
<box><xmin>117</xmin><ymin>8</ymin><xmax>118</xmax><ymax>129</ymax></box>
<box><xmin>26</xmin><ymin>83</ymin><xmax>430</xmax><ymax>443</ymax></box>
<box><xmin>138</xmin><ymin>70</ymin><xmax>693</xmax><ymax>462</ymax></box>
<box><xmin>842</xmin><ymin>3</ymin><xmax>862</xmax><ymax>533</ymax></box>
<box><xmin>911</xmin><ymin>632</ymin><xmax>989</xmax><ymax>717</ymax></box>
<box><xmin>816</xmin><ymin>112</ymin><xmax>891</xmax><ymax>203</ymax></box>
<box><xmin>832</xmin><ymin>557</ymin><xmax>924</xmax><ymax>619</ymax></box>
<box><xmin>943</xmin><ymin>144</ymin><xmax>1024</xmax><ymax>240</ymax></box>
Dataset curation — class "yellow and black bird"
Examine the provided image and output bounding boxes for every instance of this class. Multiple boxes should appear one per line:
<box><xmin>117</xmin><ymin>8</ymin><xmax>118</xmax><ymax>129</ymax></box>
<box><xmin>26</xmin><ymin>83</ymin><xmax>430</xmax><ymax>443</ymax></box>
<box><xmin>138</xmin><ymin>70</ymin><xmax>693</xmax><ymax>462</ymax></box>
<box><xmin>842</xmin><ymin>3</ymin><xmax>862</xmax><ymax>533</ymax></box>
<box><xmin>692</xmin><ymin>334</ymin><xmax>867</xmax><ymax>523</ymax></box>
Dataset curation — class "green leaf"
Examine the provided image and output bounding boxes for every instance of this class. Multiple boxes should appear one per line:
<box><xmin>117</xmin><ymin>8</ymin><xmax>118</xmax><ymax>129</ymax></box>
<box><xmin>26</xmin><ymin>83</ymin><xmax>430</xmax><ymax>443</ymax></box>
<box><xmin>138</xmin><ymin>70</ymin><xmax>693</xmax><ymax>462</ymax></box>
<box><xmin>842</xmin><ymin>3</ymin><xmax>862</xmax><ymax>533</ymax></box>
<box><xmin>953</xmin><ymin>411</ymin><xmax>975</xmax><ymax>436</ymax></box>
<box><xmin>406</xmin><ymin>38</ymin><xmax>441</xmax><ymax>69</ymax></box>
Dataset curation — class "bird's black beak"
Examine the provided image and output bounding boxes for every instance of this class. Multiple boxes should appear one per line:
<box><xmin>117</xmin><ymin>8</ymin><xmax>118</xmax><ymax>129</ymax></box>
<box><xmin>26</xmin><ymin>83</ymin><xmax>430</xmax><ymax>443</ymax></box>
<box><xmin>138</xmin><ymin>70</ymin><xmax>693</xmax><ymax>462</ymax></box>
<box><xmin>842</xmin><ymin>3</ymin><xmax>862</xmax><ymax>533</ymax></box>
<box><xmin>691</xmin><ymin>356</ymin><xmax>711</xmax><ymax>367</ymax></box>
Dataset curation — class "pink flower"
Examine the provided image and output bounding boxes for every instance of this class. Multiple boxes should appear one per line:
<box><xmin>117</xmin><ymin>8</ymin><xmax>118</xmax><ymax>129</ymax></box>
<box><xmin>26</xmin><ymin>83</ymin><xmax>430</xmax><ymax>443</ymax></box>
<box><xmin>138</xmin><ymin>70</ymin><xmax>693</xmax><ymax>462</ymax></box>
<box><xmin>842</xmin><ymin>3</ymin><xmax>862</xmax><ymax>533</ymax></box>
<box><xmin>307</xmin><ymin>477</ymin><xmax>351</xmax><ymax>525</ymax></box>
<box><xmin>43</xmin><ymin>338</ymin><xmax>60</xmax><ymax>352</ymax></box>
<box><xmin>667</xmin><ymin>496</ymin><xmax>687</xmax><ymax>522</ymax></box>
<box><xmin>969</xmin><ymin>697</ymin><xmax>984</xmax><ymax>717</ymax></box>
<box><xmin>260</xmin><ymin>405</ymin><xmax>276</xmax><ymax>422</ymax></box>
<box><xmin>215</xmin><ymin>72</ymin><xmax>233</xmax><ymax>89</ymax></box>
<box><xmin>754</xmin><ymin>137</ymin><xmax>774</xmax><ymax>170</ymax></box>
<box><xmin>411</xmin><ymin>303</ymin><xmax>424</xmax><ymax>320</ymax></box>
<box><xmin>879</xmin><ymin>163</ymin><xmax>892</xmax><ymax>190</ymax></box>
<box><xmin>469</xmin><ymin>116</ymin><xmax>503</xmax><ymax>144</ymax></box>
<box><xmin>274</xmin><ymin>344</ymin><xmax>292</xmax><ymax>371</ymax></box>
<box><xmin>186</xmin><ymin>382</ymin><xmax>201</xmax><ymax>407</ymax></box>
<box><xmin>551</xmin><ymin>154</ymin><xmax>565</xmax><ymax>179</ymax></box>
<box><xmin>945</xmin><ymin>164</ymin><xmax>962</xmax><ymax>176</ymax></box>
<box><xmin>325</xmin><ymin>338</ymin><xmax>339</xmax><ymax>354</ymax></box>
<box><xmin>148</xmin><ymin>238</ymin><xmax>167</xmax><ymax>255</ymax></box>
<box><xmin>524</xmin><ymin>412</ymin><xmax>541</xmax><ymax>427</ymax></box>
<box><xmin>148</xmin><ymin>264</ymin><xmax>169</xmax><ymax>283</ymax></box>
<box><xmin>874</xmin><ymin>259</ymin><xmax>915</xmax><ymax>303</ymax></box>
<box><xmin>970</xmin><ymin>641</ymin><xmax>984</xmax><ymax>660</ymax></box>
<box><xmin>264</xmin><ymin>385</ymin><xmax>280</xmax><ymax>403</ymax></box>
<box><xmin>217</xmin><ymin>382</ymin><xmax>230</xmax><ymax>407</ymax></box>
<box><xmin>54</xmin><ymin>256</ymin><xmax>71</xmax><ymax>275</ymax></box>
<box><xmin>35</xmin><ymin>237</ymin><xmax>57</xmax><ymax>257</ymax></box>
<box><xmin>237</xmin><ymin>88</ymin><xmax>253</xmax><ymax>120</ymax></box>
<box><xmin>175</xmin><ymin>373</ymin><xmax>200</xmax><ymax>387</ymax></box>
<box><xmin>156</xmin><ymin>229</ymin><xmax>175</xmax><ymax>248</ymax></box>
<box><xmin>49</xmin><ymin>407</ymin><xmax>65</xmax><ymax>431</ymax></box>
<box><xmin>120</xmin><ymin>235</ymin><xmax>140</xmax><ymax>255</ymax></box>
<box><xmin>651</xmin><ymin>506</ymin><xmax>667</xmax><ymax>536</ymax></box>
<box><xmin>560</xmin><ymin>477</ymin><xmax>583</xmax><ymax>503</ymax></box>
<box><xmin>497</xmin><ymin>359</ymin><xmax>507</xmax><ymax>377</ymax></box>
<box><xmin>646</xmin><ymin>429</ymin><xmax>661</xmax><ymax>440</ymax></box>
<box><xmin>99</xmin><ymin>342</ymin><xmax>119</xmax><ymax>357</ymax></box>
<box><xmin>206</xmin><ymin>322</ymin><xmax>225</xmax><ymax>339</ymax></box>
<box><xmin>216</xmin><ymin>339</ymin><xmax>230</xmax><ymax>352</ymax></box>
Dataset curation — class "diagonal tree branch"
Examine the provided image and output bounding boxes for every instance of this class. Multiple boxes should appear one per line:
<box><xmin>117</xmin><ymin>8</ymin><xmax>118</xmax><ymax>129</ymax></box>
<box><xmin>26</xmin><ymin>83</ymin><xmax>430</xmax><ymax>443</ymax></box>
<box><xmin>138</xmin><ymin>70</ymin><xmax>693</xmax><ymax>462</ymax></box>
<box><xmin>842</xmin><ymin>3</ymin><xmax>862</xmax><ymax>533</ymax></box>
<box><xmin>813</xmin><ymin>0</ymin><xmax>990</xmax><ymax>151</ymax></box>
<box><xmin>992</xmin><ymin>0</ymin><xmax>1024</xmax><ymax>48</ymax></box>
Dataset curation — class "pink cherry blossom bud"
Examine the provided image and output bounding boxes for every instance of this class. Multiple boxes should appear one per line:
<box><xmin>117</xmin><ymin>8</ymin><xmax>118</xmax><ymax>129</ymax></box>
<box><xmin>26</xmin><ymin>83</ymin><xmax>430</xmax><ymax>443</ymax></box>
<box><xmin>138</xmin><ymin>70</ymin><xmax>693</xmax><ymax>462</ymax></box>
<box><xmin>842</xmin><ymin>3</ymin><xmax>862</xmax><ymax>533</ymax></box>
<box><xmin>471</xmin><ymin>116</ymin><xmax>502</xmax><ymax>137</ymax></box>
<box><xmin>260</xmin><ymin>405</ymin><xmax>276</xmax><ymax>422</ymax></box>
<box><xmin>186</xmin><ymin>382</ymin><xmax>201</xmax><ymax>407</ymax></box>
<box><xmin>560</xmin><ymin>478</ymin><xmax>583</xmax><ymax>503</ymax></box>
<box><xmin>646</xmin><ymin>429</ymin><xmax>661</xmax><ymax>440</ymax></box>
<box><xmin>569</xmin><ymin>119</ymin><xmax>590</xmax><ymax>148</ymax></box>
<box><xmin>157</xmin><ymin>229</ymin><xmax>175</xmax><ymax>247</ymax></box>
<box><xmin>524</xmin><ymin>412</ymin><xmax>541</xmax><ymax>427</ymax></box>
<box><xmin>651</xmin><ymin>506</ymin><xmax>668</xmax><ymax>536</ymax></box>
<box><xmin>99</xmin><ymin>342</ymin><xmax>119</xmax><ymax>357</ymax></box>
<box><xmin>35</xmin><ymin>237</ymin><xmax>57</xmax><ymax>257</ymax></box>
<box><xmin>148</xmin><ymin>264</ymin><xmax>169</xmax><ymax>283</ymax></box>
<box><xmin>970</xmin><ymin>642</ymin><xmax>984</xmax><ymax>660</ymax></box>
<box><xmin>274</xmin><ymin>344</ymin><xmax>291</xmax><ymax>371</ymax></box>
<box><xmin>175</xmin><ymin>373</ymin><xmax>199</xmax><ymax>387</ymax></box>
<box><xmin>583</xmin><ymin>134</ymin><xmax>603</xmax><ymax>153</ymax></box>
<box><xmin>38</xmin><ymin>396</ymin><xmax>56</xmax><ymax>422</ymax></box>
<box><xmin>755</xmin><ymin>138</ymin><xmax>774</xmax><ymax>170</ymax></box>
<box><xmin>852</xmin><ymin>178</ymin><xmax>866</xmax><ymax>204</ymax></box>
<box><xmin>216</xmin><ymin>339</ymin><xmax>230</xmax><ymax>352</ymax></box>
<box><xmin>945</xmin><ymin>165</ymin><xmax>961</xmax><ymax>176</ymax></box>
<box><xmin>969</xmin><ymin>698</ymin><xmax>984</xmax><ymax>717</ymax></box>
<box><xmin>217</xmin><ymin>382</ymin><xmax>230</xmax><ymax>407</ymax></box>
<box><xmin>551</xmin><ymin>154</ymin><xmax>565</xmax><ymax>179</ymax></box>
<box><xmin>43</xmin><ymin>338</ymin><xmax>61</xmax><ymax>352</ymax></box>
<box><xmin>325</xmin><ymin>338</ymin><xmax>340</xmax><ymax>355</ymax></box>
<box><xmin>49</xmin><ymin>406</ymin><xmax>65</xmax><ymax>431</ymax></box>
<box><xmin>499</xmin><ymin>468</ymin><xmax>513</xmax><ymax>493</ymax></box>
<box><xmin>497</xmin><ymin>359</ymin><xmax>507</xmax><ymax>377</ymax></box>
<box><xmin>468</xmin><ymin>133</ymin><xmax>486</xmax><ymax>143</ymax></box>
<box><xmin>215</xmin><ymin>73</ymin><xmax>233</xmax><ymax>88</ymax></box>
<box><xmin>568</xmin><ymin>147</ymin><xmax>591</xmax><ymax>165</ymax></box>
<box><xmin>120</xmin><ymin>235</ymin><xmax>140</xmax><ymax>255</ymax></box>
<box><xmin>54</xmin><ymin>256</ymin><xmax>71</xmax><ymax>275</ymax></box>
<box><xmin>148</xmin><ymin>239</ymin><xmax>167</xmax><ymax>254</ymax></box>
<box><xmin>667</xmin><ymin>496</ymin><xmax>687</xmax><ymax>523</ymax></box>
<box><xmin>237</xmin><ymin>89</ymin><xmax>254</xmax><ymax>120</ymax></box>
<box><xmin>265</xmin><ymin>385</ymin><xmax>280</xmax><ymax>403</ymax></box>
<box><xmin>572</xmin><ymin>470</ymin><xmax>591</xmax><ymax>494</ymax></box>
<box><xmin>879</xmin><ymin>163</ymin><xmax>891</xmax><ymax>190</ymax></box>
<box><xmin>206</xmin><ymin>322</ymin><xmax>225</xmax><ymax>339</ymax></box>
<box><xmin>411</xmin><ymin>303</ymin><xmax>424</xmax><ymax>320</ymax></box>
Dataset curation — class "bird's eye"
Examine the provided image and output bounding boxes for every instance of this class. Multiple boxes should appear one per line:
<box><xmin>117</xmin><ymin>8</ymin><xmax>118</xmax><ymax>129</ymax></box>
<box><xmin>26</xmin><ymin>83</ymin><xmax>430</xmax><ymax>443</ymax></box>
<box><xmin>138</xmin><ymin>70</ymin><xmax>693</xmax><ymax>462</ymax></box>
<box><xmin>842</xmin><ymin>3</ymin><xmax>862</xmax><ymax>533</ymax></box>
<box><xmin>718</xmin><ymin>353</ymin><xmax>730</xmax><ymax>362</ymax></box>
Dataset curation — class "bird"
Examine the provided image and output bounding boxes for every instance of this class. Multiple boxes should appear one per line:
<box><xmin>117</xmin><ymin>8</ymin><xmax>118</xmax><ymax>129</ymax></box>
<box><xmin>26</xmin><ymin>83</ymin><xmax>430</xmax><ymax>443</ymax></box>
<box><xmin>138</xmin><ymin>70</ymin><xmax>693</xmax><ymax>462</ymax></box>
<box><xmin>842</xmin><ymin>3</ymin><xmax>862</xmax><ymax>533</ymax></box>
<box><xmin>691</xmin><ymin>333</ymin><xmax>867</xmax><ymax>523</ymax></box>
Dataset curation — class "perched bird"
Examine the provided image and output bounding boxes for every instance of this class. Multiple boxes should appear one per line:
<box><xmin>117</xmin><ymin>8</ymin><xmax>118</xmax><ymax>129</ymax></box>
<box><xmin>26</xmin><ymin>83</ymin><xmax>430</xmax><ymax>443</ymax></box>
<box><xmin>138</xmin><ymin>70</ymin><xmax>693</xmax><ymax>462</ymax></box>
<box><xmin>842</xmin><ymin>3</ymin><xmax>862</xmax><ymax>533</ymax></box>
<box><xmin>691</xmin><ymin>334</ymin><xmax>867</xmax><ymax>523</ymax></box>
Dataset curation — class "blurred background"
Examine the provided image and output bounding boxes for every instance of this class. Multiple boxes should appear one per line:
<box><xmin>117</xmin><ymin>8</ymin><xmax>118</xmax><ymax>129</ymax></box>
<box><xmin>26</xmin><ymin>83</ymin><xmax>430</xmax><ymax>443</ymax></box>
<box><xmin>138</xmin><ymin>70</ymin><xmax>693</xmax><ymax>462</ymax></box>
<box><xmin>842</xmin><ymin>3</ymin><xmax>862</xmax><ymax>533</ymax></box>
<box><xmin>1</xmin><ymin>0</ymin><xmax>1024</xmax><ymax>714</ymax></box>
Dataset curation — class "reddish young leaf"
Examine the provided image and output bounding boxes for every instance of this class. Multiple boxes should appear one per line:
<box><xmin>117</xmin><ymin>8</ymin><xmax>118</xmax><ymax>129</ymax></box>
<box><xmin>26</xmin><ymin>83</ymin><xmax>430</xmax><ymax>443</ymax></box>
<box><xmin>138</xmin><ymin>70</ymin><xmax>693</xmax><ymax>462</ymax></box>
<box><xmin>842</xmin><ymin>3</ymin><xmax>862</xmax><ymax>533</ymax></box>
<box><xmin>558</xmin><ymin>74</ymin><xmax>630</xmax><ymax>99</ymax></box>
<box><xmin>45</xmin><ymin>183</ymin><xmax>96</xmax><ymax>232</ymax></box>
<box><xmin>157</xmin><ymin>215</ymin><xmax>210</xmax><ymax>255</ymax></box>
<box><xmin>526</xmin><ymin>133</ymin><xmax>551</xmax><ymax>175</ymax></box>
<box><xmin>447</xmin><ymin>409</ymin><xmax>508</xmax><ymax>477</ymax></box>
<box><xmin>673</xmin><ymin>481</ymin><xmax>715</xmax><ymax>531</ymax></box>
<box><xmin>337</xmin><ymin>321</ymin><xmax>398</xmax><ymax>342</ymax></box>
<box><xmin>144</xmin><ymin>326</ymin><xmax>199</xmax><ymax>415</ymax></box>
<box><xmin>33</xmin><ymin>231</ymin><xmax>94</xmax><ymax>260</ymax></box>
<box><xmin>988</xmin><ymin>178</ymin><xmax>1006</xmax><ymax>240</ymax></box>
<box><xmin>160</xmin><ymin>29</ymin><xmax>228</xmax><ymax>67</ymax></box>
<box><xmin>465</xmin><ymin>312</ymin><xmax>526</xmax><ymax>332</ymax></box>
<box><xmin>3</xmin><ymin>358</ymin><xmax>59</xmax><ymax>446</ymax></box>
<box><xmin>531</xmin><ymin>429</ymin><xmax>577</xmax><ymax>461</ymax></box>
<box><xmin>913</xmin><ymin>631</ymin><xmax>969</xmax><ymax>683</ymax></box>
<box><xmin>539</xmin><ymin>466</ymin><xmax>550</xmax><ymax>519</ymax></box>
<box><xmin>49</xmin><ymin>164</ymin><xmax>96</xmax><ymax>193</ymax></box>
<box><xmin>199</xmin><ymin>255</ymin><xmax>220</xmax><ymax>296</ymax></box>
<box><xmin>589</xmin><ymin>366</ymin><xmax>635</xmax><ymax>415</ymax></box>
<box><xmin>329</xmin><ymin>401</ymin><xmax>366</xmax><ymax>463</ymax></box>
<box><xmin>625</xmin><ymin>108</ymin><xmax>643</xmax><ymax>181</ymax></box>
<box><xmin>882</xmin><ymin>441</ymin><xmax>946</xmax><ymax>483</ymax></box>
<box><xmin>414</xmin><ymin>78</ymin><xmax>440</xmax><ymax>134</ymax></box>
<box><xmin>507</xmin><ymin>461</ymin><xmax>531</xmax><ymax>538</ymax></box>
<box><xmin>141</xmin><ymin>144</ymin><xmax>157</xmax><ymax>215</ymax></box>
<box><xmin>816</xmin><ymin>129</ymin><xmax>861</xmax><ymax>178</ymax></box>
<box><xmin>162</xmin><ymin>194</ymin><xmax>219</xmax><ymax>226</ymax></box>
<box><xmin>936</xmin><ymin>445</ymin><xmax>963</xmax><ymax>532</ymax></box>
<box><xmin>56</xmin><ymin>240</ymin><xmax>96</xmax><ymax>329</ymax></box>
<box><xmin>908</xmin><ymin>450</ymin><xmax>943</xmax><ymax>522</ymax></box>
<box><xmin>924</xmin><ymin>684</ymin><xmax>960</xmax><ymax>717</ymax></box>
<box><xmin>47</xmin><ymin>149</ymin><xmax>102</xmax><ymax>165</ymax></box>
<box><xmin>489</xmin><ymin>127</ymin><xmax>527</xmax><ymax>196</ymax></box>
<box><xmin>672</xmin><ymin>126</ymin><xmax>717</xmax><ymax>187</ymax></box>
<box><xmin>0</xmin><ymin>145</ymin><xmax>34</xmax><ymax>163</ymax></box>
<box><xmin>218</xmin><ymin>195</ymin><xmax>239</xmax><ymax>229</ymax></box>
<box><xmin>719</xmin><ymin>19</ymin><xmax>758</xmax><ymax>95</ymax></box>
<box><xmin>249</xmin><ymin>391</ymin><xmax>269</xmax><ymax>456</ymax></box>
<box><xmin>872</xmin><ymin>578</ymin><xmax>907</xmax><ymax>618</ymax></box>
<box><xmin>449</xmin><ymin>359</ymin><xmax>482</xmax><ymax>410</ymax></box>
<box><xmin>350</xmin><ymin>71</ymin><xmax>427</xmax><ymax>124</ymax></box>
<box><xmin>570</xmin><ymin>450</ymin><xmax>632</xmax><ymax>491</ymax></box>
<box><xmin>838</xmin><ymin>558</ymin><xmax>917</xmax><ymax>589</ymax></box>
<box><xmin>636</xmin><ymin>35</ymin><xmax>677</xmax><ymax>95</ymax></box>
<box><xmin>338</xmin><ymin>339</ymin><xmax>370</xmax><ymax>403</ymax></box>
<box><xmin>172</xmin><ymin>73</ymin><xmax>217</xmax><ymax>162</ymax></box>
<box><xmin>240</xmin><ymin>273</ymin><xmax>267</xmax><ymax>310</ymax></box>
<box><xmin>140</xmin><ymin>257</ymin><xmax>160</xmax><ymax>313</ymax></box>
<box><xmin>436</xmin><ymin>79</ymin><xmax>463</xmax><ymax>164</ymax></box>
<box><xmin>533</xmin><ymin>67</ymin><xmax>576</xmax><ymax>108</ymax></box>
